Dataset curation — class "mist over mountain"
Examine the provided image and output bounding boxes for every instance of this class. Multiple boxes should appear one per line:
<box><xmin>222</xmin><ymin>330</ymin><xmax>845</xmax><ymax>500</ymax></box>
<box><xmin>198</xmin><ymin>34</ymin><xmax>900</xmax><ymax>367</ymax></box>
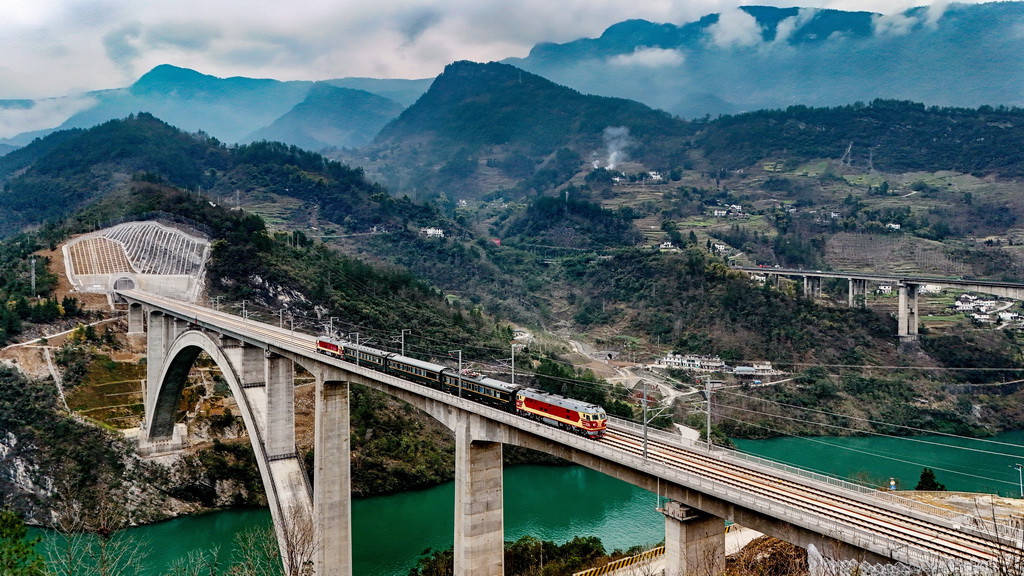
<box><xmin>504</xmin><ymin>2</ymin><xmax>1024</xmax><ymax>119</ymax></box>
<box><xmin>321</xmin><ymin>77</ymin><xmax>433</xmax><ymax>108</ymax></box>
<box><xmin>246</xmin><ymin>83</ymin><xmax>405</xmax><ymax>151</ymax></box>
<box><xmin>0</xmin><ymin>65</ymin><xmax>422</xmax><ymax>151</ymax></box>
<box><xmin>53</xmin><ymin>65</ymin><xmax>314</xmax><ymax>144</ymax></box>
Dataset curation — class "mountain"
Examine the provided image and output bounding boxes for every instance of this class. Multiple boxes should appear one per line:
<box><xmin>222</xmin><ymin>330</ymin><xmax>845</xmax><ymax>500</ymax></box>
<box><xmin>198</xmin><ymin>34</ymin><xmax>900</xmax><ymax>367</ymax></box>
<box><xmin>0</xmin><ymin>65</ymin><xmax>426</xmax><ymax>152</ymax></box>
<box><xmin>246</xmin><ymin>83</ymin><xmax>405</xmax><ymax>151</ymax></box>
<box><xmin>364</xmin><ymin>60</ymin><xmax>695</xmax><ymax>200</ymax></box>
<box><xmin>53</xmin><ymin>65</ymin><xmax>315</xmax><ymax>144</ymax></box>
<box><xmin>0</xmin><ymin>114</ymin><xmax>440</xmax><ymax>237</ymax></box>
<box><xmin>504</xmin><ymin>2</ymin><xmax>1024</xmax><ymax>119</ymax></box>
<box><xmin>322</xmin><ymin>77</ymin><xmax>433</xmax><ymax>108</ymax></box>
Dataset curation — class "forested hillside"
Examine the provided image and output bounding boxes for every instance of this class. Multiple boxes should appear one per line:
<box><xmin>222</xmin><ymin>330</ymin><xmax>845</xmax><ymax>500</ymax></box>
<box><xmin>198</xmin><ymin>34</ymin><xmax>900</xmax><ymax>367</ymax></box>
<box><xmin>698</xmin><ymin>100</ymin><xmax>1024</xmax><ymax>176</ymax></box>
<box><xmin>0</xmin><ymin>113</ymin><xmax>442</xmax><ymax>238</ymax></box>
<box><xmin>364</xmin><ymin>60</ymin><xmax>695</xmax><ymax>200</ymax></box>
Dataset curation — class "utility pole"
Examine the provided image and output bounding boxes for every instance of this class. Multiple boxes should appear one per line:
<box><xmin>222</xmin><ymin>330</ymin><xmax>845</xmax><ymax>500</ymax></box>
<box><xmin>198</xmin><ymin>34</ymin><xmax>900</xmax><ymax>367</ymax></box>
<box><xmin>640</xmin><ymin>379</ymin><xmax>668</xmax><ymax>459</ymax></box>
<box><xmin>449</xmin><ymin>350</ymin><xmax>462</xmax><ymax>398</ymax></box>
<box><xmin>643</xmin><ymin>380</ymin><xmax>649</xmax><ymax>458</ymax></box>
<box><xmin>330</xmin><ymin>317</ymin><xmax>338</xmax><ymax>338</ymax></box>
<box><xmin>350</xmin><ymin>333</ymin><xmax>360</xmax><ymax>366</ymax></box>
<box><xmin>30</xmin><ymin>258</ymin><xmax>36</xmax><ymax>296</ymax></box>
<box><xmin>241</xmin><ymin>300</ymin><xmax>249</xmax><ymax>321</ymax></box>
<box><xmin>511</xmin><ymin>343</ymin><xmax>516</xmax><ymax>386</ymax></box>
<box><xmin>400</xmin><ymin>329</ymin><xmax>410</xmax><ymax>356</ymax></box>
<box><xmin>1015</xmin><ymin>464</ymin><xmax>1023</xmax><ymax>498</ymax></box>
<box><xmin>704</xmin><ymin>376</ymin><xmax>713</xmax><ymax>448</ymax></box>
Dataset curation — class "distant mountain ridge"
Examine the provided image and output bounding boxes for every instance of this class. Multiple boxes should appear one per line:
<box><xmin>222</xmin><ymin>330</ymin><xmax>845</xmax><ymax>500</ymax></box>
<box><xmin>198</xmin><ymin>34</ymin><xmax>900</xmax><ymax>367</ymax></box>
<box><xmin>246</xmin><ymin>83</ymin><xmax>405</xmax><ymax>150</ymax></box>
<box><xmin>0</xmin><ymin>65</ymin><xmax>426</xmax><ymax>152</ymax></box>
<box><xmin>504</xmin><ymin>2</ymin><xmax>1024</xmax><ymax>118</ymax></box>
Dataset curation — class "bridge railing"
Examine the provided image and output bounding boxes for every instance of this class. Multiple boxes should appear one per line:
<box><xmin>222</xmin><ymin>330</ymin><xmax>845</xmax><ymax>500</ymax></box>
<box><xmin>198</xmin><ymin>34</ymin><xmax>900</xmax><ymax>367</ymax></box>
<box><xmin>721</xmin><ymin>444</ymin><xmax>1024</xmax><ymax>546</ymax></box>
<box><xmin>720</xmin><ymin>448</ymin><xmax>1024</xmax><ymax>537</ymax></box>
<box><xmin>608</xmin><ymin>416</ymin><xmax>1024</xmax><ymax>546</ymax></box>
<box><xmin>607</xmin><ymin>415</ymin><xmax>687</xmax><ymax>446</ymax></box>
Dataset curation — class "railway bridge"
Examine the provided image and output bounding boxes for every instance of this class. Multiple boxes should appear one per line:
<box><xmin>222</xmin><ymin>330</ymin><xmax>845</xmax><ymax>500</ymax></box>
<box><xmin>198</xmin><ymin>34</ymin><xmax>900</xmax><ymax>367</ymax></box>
<box><xmin>117</xmin><ymin>289</ymin><xmax>1022</xmax><ymax>576</ymax></box>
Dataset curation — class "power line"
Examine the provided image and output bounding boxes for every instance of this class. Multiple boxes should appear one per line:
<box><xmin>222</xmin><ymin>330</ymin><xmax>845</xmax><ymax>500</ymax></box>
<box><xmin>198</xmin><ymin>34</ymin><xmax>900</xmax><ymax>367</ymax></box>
<box><xmin>718</xmin><ymin>389</ymin><xmax>1024</xmax><ymax>451</ymax></box>
<box><xmin>719</xmin><ymin>404</ymin><xmax>1024</xmax><ymax>460</ymax></box>
<box><xmin>717</xmin><ymin>414</ymin><xmax>1020</xmax><ymax>489</ymax></box>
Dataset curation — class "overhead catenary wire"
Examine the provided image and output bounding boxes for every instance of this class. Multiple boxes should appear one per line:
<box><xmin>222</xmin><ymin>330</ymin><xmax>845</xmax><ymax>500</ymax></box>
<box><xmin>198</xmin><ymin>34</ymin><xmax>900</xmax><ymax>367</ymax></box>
<box><xmin>715</xmin><ymin>413</ymin><xmax>1022</xmax><ymax>489</ymax></box>
<box><xmin>717</xmin><ymin>389</ymin><xmax>1024</xmax><ymax>451</ymax></box>
<box><xmin>718</xmin><ymin>403</ymin><xmax>1024</xmax><ymax>461</ymax></box>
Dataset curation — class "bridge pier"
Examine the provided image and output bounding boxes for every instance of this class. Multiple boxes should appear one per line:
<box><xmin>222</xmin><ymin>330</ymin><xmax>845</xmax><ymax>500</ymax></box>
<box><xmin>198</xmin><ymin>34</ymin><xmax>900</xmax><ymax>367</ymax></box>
<box><xmin>803</xmin><ymin>276</ymin><xmax>821</xmax><ymax>299</ymax></box>
<box><xmin>266</xmin><ymin>353</ymin><xmax>295</xmax><ymax>459</ymax></box>
<box><xmin>127</xmin><ymin>303</ymin><xmax>145</xmax><ymax>333</ymax></box>
<box><xmin>454</xmin><ymin>415</ymin><xmax>504</xmax><ymax>576</ymax></box>
<box><xmin>660</xmin><ymin>502</ymin><xmax>725</xmax><ymax>576</ymax></box>
<box><xmin>897</xmin><ymin>282</ymin><xmax>920</xmax><ymax>350</ymax></box>
<box><xmin>314</xmin><ymin>378</ymin><xmax>352</xmax><ymax>576</ymax></box>
<box><xmin>143</xmin><ymin>311</ymin><xmax>191</xmax><ymax>445</ymax></box>
<box><xmin>848</xmin><ymin>279</ymin><xmax>867</xmax><ymax>308</ymax></box>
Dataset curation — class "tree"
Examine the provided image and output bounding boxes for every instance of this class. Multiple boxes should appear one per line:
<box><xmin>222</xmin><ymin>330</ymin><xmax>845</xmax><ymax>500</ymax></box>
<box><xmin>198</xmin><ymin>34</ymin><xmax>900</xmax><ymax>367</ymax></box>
<box><xmin>915</xmin><ymin>467</ymin><xmax>946</xmax><ymax>491</ymax></box>
<box><xmin>0</xmin><ymin>508</ymin><xmax>47</xmax><ymax>576</ymax></box>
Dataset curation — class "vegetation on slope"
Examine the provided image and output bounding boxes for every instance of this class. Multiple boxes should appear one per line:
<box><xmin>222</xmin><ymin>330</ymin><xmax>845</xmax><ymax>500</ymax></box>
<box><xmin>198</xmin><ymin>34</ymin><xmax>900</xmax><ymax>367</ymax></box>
<box><xmin>697</xmin><ymin>100</ymin><xmax>1024</xmax><ymax>176</ymax></box>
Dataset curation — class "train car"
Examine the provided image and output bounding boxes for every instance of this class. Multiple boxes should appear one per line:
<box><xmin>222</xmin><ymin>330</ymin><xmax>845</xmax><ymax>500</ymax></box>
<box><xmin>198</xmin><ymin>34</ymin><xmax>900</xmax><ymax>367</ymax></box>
<box><xmin>439</xmin><ymin>370</ymin><xmax>520</xmax><ymax>410</ymax></box>
<box><xmin>341</xmin><ymin>340</ymin><xmax>390</xmax><ymax>370</ymax></box>
<box><xmin>515</xmin><ymin>388</ymin><xmax>607</xmax><ymax>438</ymax></box>
<box><xmin>316</xmin><ymin>337</ymin><xmax>344</xmax><ymax>358</ymax></box>
<box><xmin>385</xmin><ymin>354</ymin><xmax>446</xmax><ymax>389</ymax></box>
<box><xmin>317</xmin><ymin>335</ymin><xmax>607</xmax><ymax>438</ymax></box>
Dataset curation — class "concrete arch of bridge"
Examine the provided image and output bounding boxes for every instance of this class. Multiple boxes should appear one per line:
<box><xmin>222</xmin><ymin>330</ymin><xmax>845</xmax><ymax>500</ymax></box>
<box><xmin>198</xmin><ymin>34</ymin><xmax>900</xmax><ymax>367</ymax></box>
<box><xmin>147</xmin><ymin>329</ymin><xmax>316</xmax><ymax>574</ymax></box>
<box><xmin>148</xmin><ymin>330</ymin><xmax>248</xmax><ymax>439</ymax></box>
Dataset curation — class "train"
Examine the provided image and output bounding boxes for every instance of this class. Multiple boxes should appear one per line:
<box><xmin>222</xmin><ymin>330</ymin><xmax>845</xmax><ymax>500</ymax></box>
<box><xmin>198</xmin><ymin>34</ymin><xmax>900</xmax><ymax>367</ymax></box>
<box><xmin>315</xmin><ymin>337</ymin><xmax>608</xmax><ymax>438</ymax></box>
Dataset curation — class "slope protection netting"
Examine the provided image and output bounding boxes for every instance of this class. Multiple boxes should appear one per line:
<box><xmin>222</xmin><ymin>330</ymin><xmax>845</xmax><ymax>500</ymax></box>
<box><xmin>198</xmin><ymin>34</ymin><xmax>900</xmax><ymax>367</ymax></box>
<box><xmin>68</xmin><ymin>237</ymin><xmax>134</xmax><ymax>275</ymax></box>
<box><xmin>102</xmin><ymin>222</ymin><xmax>208</xmax><ymax>275</ymax></box>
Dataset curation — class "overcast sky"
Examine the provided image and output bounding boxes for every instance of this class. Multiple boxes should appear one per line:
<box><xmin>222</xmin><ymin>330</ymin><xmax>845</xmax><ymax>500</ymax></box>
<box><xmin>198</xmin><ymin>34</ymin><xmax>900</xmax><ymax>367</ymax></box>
<box><xmin>0</xmin><ymin>0</ymin><xmax>992</xmax><ymax>100</ymax></box>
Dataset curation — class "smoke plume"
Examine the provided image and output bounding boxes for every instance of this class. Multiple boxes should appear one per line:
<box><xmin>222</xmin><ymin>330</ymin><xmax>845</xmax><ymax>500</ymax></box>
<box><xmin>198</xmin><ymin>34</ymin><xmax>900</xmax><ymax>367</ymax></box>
<box><xmin>603</xmin><ymin>126</ymin><xmax>631</xmax><ymax>170</ymax></box>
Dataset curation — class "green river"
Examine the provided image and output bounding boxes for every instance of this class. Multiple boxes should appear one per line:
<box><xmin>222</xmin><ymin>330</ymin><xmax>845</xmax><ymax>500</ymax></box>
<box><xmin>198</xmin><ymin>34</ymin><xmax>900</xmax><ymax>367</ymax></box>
<box><xmin>37</xmin><ymin>430</ymin><xmax>1024</xmax><ymax>575</ymax></box>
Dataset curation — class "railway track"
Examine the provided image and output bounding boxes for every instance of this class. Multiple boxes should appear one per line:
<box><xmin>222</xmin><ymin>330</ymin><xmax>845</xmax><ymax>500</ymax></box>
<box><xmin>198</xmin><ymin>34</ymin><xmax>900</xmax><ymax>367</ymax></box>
<box><xmin>601</xmin><ymin>428</ymin><xmax>1018</xmax><ymax>566</ymax></box>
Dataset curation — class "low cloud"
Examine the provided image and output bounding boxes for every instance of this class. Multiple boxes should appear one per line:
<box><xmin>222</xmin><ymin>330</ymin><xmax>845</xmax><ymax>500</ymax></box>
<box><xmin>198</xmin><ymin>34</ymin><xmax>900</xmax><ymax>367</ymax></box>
<box><xmin>0</xmin><ymin>95</ymin><xmax>98</xmax><ymax>139</ymax></box>
<box><xmin>872</xmin><ymin>11</ymin><xmax>918</xmax><ymax>36</ymax></box>
<box><xmin>707</xmin><ymin>8</ymin><xmax>764</xmax><ymax>49</ymax></box>
<box><xmin>924</xmin><ymin>0</ymin><xmax>950</xmax><ymax>28</ymax></box>
<box><xmin>869</xmin><ymin>3</ymin><xmax>955</xmax><ymax>37</ymax></box>
<box><xmin>147</xmin><ymin>21</ymin><xmax>221</xmax><ymax>52</ymax></box>
<box><xmin>103</xmin><ymin>23</ymin><xmax>143</xmax><ymax>75</ymax></box>
<box><xmin>608</xmin><ymin>47</ymin><xmax>685</xmax><ymax>68</ymax></box>
<box><xmin>397</xmin><ymin>8</ymin><xmax>442</xmax><ymax>44</ymax></box>
<box><xmin>773</xmin><ymin>8</ymin><xmax>819</xmax><ymax>45</ymax></box>
<box><xmin>0</xmin><ymin>0</ymin><xmax>999</xmax><ymax>99</ymax></box>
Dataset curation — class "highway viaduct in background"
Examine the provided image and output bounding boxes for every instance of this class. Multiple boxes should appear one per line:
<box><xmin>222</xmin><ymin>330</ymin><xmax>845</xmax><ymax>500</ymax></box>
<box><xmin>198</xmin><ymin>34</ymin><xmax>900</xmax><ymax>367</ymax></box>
<box><xmin>117</xmin><ymin>289</ymin><xmax>1021</xmax><ymax>576</ymax></box>
<box><xmin>733</xmin><ymin>266</ymin><xmax>1024</xmax><ymax>348</ymax></box>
